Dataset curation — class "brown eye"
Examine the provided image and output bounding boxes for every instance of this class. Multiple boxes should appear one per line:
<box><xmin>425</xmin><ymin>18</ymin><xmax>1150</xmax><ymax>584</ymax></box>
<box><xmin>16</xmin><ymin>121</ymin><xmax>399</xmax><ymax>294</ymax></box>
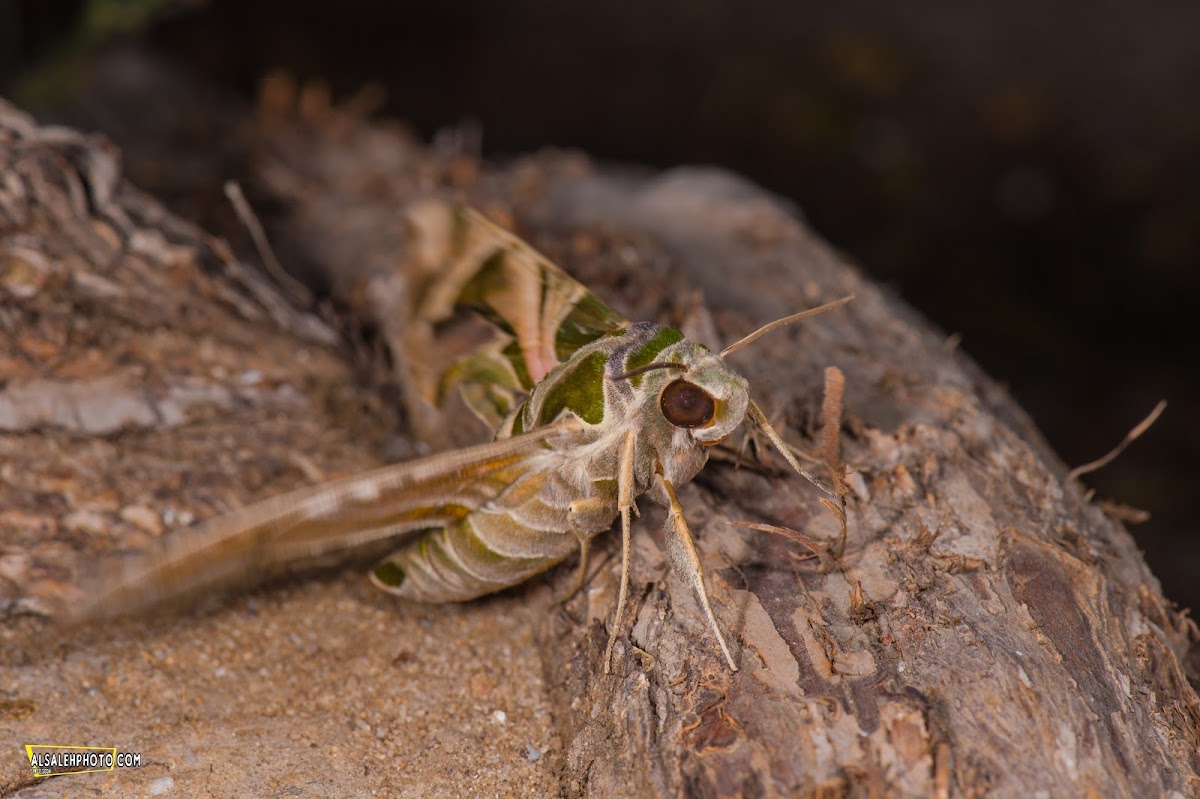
<box><xmin>660</xmin><ymin>380</ymin><xmax>716</xmax><ymax>428</ymax></box>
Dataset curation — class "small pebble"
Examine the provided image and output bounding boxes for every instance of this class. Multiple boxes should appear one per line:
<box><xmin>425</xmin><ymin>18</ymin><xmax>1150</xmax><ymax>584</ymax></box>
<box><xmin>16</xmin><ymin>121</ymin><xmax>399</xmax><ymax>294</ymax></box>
<box><xmin>63</xmin><ymin>509</ymin><xmax>110</xmax><ymax>535</ymax></box>
<box><xmin>0</xmin><ymin>552</ymin><xmax>31</xmax><ymax>583</ymax></box>
<box><xmin>148</xmin><ymin>775</ymin><xmax>174</xmax><ymax>795</ymax></box>
<box><xmin>119</xmin><ymin>505</ymin><xmax>163</xmax><ymax>535</ymax></box>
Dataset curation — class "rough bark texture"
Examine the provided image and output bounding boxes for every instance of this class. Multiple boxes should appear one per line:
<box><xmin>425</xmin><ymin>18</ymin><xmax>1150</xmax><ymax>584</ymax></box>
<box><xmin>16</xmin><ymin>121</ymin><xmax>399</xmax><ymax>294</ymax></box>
<box><xmin>2</xmin><ymin>93</ymin><xmax>1198</xmax><ymax>798</ymax></box>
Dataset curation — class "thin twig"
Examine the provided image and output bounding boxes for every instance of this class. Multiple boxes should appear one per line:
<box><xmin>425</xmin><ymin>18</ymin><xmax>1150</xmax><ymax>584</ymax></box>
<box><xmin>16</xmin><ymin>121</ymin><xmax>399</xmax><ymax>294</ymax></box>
<box><xmin>821</xmin><ymin>366</ymin><xmax>846</xmax><ymax>487</ymax></box>
<box><xmin>1067</xmin><ymin>400</ymin><xmax>1167</xmax><ymax>482</ymax></box>
<box><xmin>1094</xmin><ymin>500</ymin><xmax>1152</xmax><ymax>524</ymax></box>
<box><xmin>821</xmin><ymin>366</ymin><xmax>849</xmax><ymax>553</ymax></box>
<box><xmin>731</xmin><ymin>521</ymin><xmax>834</xmax><ymax>571</ymax></box>
<box><xmin>224</xmin><ymin>180</ymin><xmax>313</xmax><ymax>307</ymax></box>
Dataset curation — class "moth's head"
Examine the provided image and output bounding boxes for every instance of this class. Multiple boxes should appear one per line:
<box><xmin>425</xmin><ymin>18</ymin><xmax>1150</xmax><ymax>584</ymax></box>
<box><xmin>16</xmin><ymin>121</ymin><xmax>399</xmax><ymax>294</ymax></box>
<box><xmin>613</xmin><ymin>329</ymin><xmax>750</xmax><ymax>446</ymax></box>
<box><xmin>655</xmin><ymin>344</ymin><xmax>750</xmax><ymax>445</ymax></box>
<box><xmin>611</xmin><ymin>296</ymin><xmax>852</xmax><ymax>493</ymax></box>
<box><xmin>670</xmin><ymin>294</ymin><xmax>855</xmax><ymax>447</ymax></box>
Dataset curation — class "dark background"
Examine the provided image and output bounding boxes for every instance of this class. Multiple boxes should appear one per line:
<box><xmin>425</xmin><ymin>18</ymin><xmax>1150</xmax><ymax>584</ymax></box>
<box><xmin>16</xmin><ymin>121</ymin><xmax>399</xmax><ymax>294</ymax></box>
<box><xmin>3</xmin><ymin>0</ymin><xmax>1196</xmax><ymax>611</ymax></box>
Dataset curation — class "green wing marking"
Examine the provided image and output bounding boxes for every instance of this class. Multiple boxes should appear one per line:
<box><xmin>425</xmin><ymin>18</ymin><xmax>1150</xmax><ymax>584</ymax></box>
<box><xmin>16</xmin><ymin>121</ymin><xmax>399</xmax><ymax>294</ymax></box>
<box><xmin>536</xmin><ymin>350</ymin><xmax>609</xmax><ymax>426</ymax></box>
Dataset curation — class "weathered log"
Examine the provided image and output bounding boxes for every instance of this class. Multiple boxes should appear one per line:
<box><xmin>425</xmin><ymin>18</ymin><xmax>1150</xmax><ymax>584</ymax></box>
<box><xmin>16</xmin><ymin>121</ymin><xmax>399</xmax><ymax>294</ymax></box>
<box><xmin>528</xmin><ymin>174</ymin><xmax>1200</xmax><ymax>798</ymax></box>
<box><xmin>2</xmin><ymin>94</ymin><xmax>1197</xmax><ymax>798</ymax></box>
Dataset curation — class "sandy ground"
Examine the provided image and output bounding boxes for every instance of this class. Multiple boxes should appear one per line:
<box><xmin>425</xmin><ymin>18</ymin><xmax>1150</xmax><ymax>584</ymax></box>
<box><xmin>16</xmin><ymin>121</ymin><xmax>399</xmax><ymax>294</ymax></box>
<box><xmin>3</xmin><ymin>574</ymin><xmax>566</xmax><ymax>798</ymax></box>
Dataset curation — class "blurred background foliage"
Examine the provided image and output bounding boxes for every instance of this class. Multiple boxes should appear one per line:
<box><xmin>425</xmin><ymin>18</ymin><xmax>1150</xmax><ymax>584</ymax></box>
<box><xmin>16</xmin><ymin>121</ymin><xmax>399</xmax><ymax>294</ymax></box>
<box><xmin>2</xmin><ymin>0</ymin><xmax>1197</xmax><ymax>612</ymax></box>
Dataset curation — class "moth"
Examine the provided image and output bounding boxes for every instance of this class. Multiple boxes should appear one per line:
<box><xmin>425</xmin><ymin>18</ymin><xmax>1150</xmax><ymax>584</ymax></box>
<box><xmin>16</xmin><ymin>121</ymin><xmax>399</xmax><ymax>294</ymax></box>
<box><xmin>81</xmin><ymin>201</ymin><xmax>851</xmax><ymax>672</ymax></box>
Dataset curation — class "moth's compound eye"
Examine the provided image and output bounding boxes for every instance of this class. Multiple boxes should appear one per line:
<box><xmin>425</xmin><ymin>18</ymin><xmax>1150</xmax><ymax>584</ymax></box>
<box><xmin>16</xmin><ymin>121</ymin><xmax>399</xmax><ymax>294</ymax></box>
<box><xmin>660</xmin><ymin>380</ymin><xmax>716</xmax><ymax>429</ymax></box>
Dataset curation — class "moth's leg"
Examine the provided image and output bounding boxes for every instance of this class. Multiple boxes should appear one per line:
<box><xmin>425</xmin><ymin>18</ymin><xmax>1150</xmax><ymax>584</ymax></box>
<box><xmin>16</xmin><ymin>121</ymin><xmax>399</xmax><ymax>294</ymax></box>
<box><xmin>554</xmin><ymin>486</ymin><xmax>627</xmax><ymax>604</ymax></box>
<box><xmin>569</xmin><ymin>536</ymin><xmax>590</xmax><ymax>598</ymax></box>
<box><xmin>549</xmin><ymin>519</ymin><xmax>592</xmax><ymax>604</ymax></box>
<box><xmin>603</xmin><ymin>430</ymin><xmax>638</xmax><ymax>674</ymax></box>
<box><xmin>656</xmin><ymin>473</ymin><xmax>738</xmax><ymax>672</ymax></box>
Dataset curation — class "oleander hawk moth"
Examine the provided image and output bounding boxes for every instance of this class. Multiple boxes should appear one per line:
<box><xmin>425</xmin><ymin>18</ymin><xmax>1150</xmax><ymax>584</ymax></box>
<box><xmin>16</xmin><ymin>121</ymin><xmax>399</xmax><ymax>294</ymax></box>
<box><xmin>82</xmin><ymin>201</ymin><xmax>851</xmax><ymax>671</ymax></box>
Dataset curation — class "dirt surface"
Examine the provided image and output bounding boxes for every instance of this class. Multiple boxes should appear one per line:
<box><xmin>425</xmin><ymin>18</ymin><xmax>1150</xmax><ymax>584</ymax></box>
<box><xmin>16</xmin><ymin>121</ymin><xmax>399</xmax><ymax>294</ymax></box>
<box><xmin>5</xmin><ymin>585</ymin><xmax>563</xmax><ymax>798</ymax></box>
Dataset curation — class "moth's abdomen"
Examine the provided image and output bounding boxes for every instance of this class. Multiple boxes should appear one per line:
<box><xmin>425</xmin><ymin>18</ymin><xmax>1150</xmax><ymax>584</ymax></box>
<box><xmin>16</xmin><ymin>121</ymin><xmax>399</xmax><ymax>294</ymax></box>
<box><xmin>371</xmin><ymin>510</ymin><xmax>580</xmax><ymax>602</ymax></box>
<box><xmin>370</xmin><ymin>458</ymin><xmax>622</xmax><ymax>602</ymax></box>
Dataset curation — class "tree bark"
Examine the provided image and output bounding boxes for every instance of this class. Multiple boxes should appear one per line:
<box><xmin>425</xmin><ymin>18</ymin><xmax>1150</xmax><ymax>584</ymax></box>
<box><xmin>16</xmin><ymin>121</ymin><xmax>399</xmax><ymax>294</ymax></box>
<box><xmin>523</xmin><ymin>175</ymin><xmax>1200</xmax><ymax>798</ymax></box>
<box><xmin>3</xmin><ymin>93</ymin><xmax>1197</xmax><ymax>798</ymax></box>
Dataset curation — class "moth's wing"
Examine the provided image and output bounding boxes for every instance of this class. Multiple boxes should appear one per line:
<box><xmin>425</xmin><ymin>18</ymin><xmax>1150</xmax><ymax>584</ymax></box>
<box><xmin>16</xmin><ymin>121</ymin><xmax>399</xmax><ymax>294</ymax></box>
<box><xmin>398</xmin><ymin>201</ymin><xmax>630</xmax><ymax>439</ymax></box>
<box><xmin>72</xmin><ymin>422</ymin><xmax>577</xmax><ymax>623</ymax></box>
<box><xmin>441</xmin><ymin>204</ymin><xmax>631</xmax><ymax>386</ymax></box>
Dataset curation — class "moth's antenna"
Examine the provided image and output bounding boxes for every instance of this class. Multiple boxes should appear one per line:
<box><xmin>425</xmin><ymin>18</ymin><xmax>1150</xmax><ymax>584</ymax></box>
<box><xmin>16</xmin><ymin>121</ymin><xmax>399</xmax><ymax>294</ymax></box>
<box><xmin>611</xmin><ymin>361</ymin><xmax>687</xmax><ymax>381</ymax></box>
<box><xmin>720</xmin><ymin>295</ymin><xmax>854</xmax><ymax>358</ymax></box>
<box><xmin>746</xmin><ymin>399</ymin><xmax>835</xmax><ymax>497</ymax></box>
